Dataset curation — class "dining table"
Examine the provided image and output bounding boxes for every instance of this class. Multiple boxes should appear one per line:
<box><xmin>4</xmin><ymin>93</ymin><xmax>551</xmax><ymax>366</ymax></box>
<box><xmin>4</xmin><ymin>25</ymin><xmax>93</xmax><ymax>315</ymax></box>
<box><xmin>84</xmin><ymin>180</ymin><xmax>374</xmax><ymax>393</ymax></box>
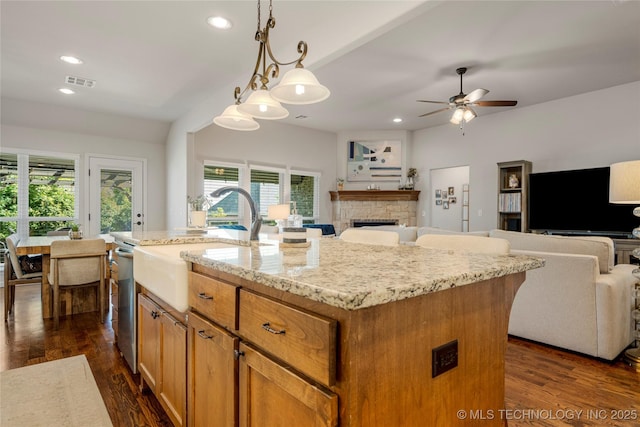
<box><xmin>15</xmin><ymin>234</ymin><xmax>116</xmax><ymax>319</ymax></box>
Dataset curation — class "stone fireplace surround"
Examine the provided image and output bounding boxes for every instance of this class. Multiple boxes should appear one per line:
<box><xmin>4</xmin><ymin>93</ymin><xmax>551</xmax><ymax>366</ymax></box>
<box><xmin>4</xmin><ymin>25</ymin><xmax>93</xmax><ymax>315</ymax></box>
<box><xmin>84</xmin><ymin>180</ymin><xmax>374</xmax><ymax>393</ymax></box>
<box><xmin>329</xmin><ymin>190</ymin><xmax>420</xmax><ymax>234</ymax></box>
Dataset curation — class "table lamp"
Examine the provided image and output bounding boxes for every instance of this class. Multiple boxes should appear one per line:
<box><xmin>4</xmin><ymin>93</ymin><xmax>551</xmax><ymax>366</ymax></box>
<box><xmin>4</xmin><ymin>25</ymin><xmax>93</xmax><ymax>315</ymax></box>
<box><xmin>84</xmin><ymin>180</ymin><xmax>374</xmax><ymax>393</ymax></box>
<box><xmin>267</xmin><ymin>204</ymin><xmax>290</xmax><ymax>233</ymax></box>
<box><xmin>609</xmin><ymin>159</ymin><xmax>640</xmax><ymax>370</ymax></box>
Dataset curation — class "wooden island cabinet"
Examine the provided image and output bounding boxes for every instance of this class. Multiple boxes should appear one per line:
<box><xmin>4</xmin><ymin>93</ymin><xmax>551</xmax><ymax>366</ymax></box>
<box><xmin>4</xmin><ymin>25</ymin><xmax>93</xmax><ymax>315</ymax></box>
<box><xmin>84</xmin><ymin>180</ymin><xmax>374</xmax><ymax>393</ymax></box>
<box><xmin>181</xmin><ymin>237</ymin><xmax>543</xmax><ymax>427</ymax></box>
<box><xmin>138</xmin><ymin>291</ymin><xmax>187</xmax><ymax>427</ymax></box>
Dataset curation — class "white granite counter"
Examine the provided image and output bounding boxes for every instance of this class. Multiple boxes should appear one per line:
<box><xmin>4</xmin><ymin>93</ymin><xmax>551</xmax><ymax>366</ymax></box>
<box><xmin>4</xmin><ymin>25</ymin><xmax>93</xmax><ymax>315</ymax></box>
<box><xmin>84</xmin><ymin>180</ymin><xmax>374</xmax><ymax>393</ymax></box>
<box><xmin>111</xmin><ymin>229</ymin><xmax>251</xmax><ymax>246</ymax></box>
<box><xmin>181</xmin><ymin>238</ymin><xmax>544</xmax><ymax>311</ymax></box>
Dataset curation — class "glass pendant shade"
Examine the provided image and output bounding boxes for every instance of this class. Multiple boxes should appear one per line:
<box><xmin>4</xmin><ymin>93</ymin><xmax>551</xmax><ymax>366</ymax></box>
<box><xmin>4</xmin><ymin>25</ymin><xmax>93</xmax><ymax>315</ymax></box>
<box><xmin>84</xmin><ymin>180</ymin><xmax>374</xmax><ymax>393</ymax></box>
<box><xmin>213</xmin><ymin>105</ymin><xmax>260</xmax><ymax>131</ymax></box>
<box><xmin>463</xmin><ymin>107</ymin><xmax>477</xmax><ymax>122</ymax></box>
<box><xmin>270</xmin><ymin>68</ymin><xmax>330</xmax><ymax>105</ymax></box>
<box><xmin>237</xmin><ymin>89</ymin><xmax>289</xmax><ymax>119</ymax></box>
<box><xmin>450</xmin><ymin>107</ymin><xmax>464</xmax><ymax>124</ymax></box>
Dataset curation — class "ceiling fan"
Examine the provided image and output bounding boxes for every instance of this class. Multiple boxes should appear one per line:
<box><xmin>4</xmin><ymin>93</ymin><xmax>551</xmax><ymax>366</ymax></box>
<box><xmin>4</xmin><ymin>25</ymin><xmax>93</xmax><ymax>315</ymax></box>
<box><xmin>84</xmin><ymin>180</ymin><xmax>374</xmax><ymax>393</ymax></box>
<box><xmin>417</xmin><ymin>67</ymin><xmax>517</xmax><ymax>125</ymax></box>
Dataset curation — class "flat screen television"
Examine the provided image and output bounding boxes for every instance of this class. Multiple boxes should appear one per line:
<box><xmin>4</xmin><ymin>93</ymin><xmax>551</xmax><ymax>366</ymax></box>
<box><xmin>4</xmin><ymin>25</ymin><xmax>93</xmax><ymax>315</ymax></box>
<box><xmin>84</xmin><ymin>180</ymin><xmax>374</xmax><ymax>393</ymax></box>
<box><xmin>528</xmin><ymin>166</ymin><xmax>636</xmax><ymax>238</ymax></box>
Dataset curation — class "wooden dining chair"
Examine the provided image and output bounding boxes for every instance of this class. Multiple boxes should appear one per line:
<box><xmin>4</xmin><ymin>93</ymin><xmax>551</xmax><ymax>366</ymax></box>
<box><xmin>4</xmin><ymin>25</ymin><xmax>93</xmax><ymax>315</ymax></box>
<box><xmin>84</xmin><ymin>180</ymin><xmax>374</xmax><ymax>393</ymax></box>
<box><xmin>339</xmin><ymin>228</ymin><xmax>400</xmax><ymax>247</ymax></box>
<box><xmin>4</xmin><ymin>234</ymin><xmax>43</xmax><ymax>321</ymax></box>
<box><xmin>48</xmin><ymin>238</ymin><xmax>107</xmax><ymax>329</ymax></box>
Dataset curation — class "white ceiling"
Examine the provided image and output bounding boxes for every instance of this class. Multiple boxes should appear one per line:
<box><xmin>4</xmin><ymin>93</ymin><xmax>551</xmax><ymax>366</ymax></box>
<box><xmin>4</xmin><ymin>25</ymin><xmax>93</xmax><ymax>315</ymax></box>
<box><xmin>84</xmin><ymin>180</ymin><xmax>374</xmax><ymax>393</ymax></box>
<box><xmin>2</xmin><ymin>0</ymin><xmax>639</xmax><ymax>134</ymax></box>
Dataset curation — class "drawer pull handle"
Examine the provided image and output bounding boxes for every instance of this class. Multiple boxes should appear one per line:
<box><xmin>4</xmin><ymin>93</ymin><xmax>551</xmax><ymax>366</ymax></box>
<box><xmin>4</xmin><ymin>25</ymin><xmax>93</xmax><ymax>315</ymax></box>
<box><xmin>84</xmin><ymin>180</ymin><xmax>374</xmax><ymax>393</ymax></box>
<box><xmin>262</xmin><ymin>322</ymin><xmax>286</xmax><ymax>335</ymax></box>
<box><xmin>197</xmin><ymin>330</ymin><xmax>213</xmax><ymax>340</ymax></box>
<box><xmin>198</xmin><ymin>292</ymin><xmax>213</xmax><ymax>300</ymax></box>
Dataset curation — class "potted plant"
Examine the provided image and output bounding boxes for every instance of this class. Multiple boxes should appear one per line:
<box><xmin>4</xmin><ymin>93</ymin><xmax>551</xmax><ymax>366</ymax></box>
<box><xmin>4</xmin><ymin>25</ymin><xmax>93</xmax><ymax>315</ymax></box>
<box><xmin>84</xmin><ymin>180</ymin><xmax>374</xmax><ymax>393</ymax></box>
<box><xmin>337</xmin><ymin>178</ymin><xmax>345</xmax><ymax>191</ymax></box>
<box><xmin>68</xmin><ymin>223</ymin><xmax>83</xmax><ymax>239</ymax></box>
<box><xmin>187</xmin><ymin>195</ymin><xmax>211</xmax><ymax>228</ymax></box>
<box><xmin>406</xmin><ymin>168</ymin><xmax>417</xmax><ymax>190</ymax></box>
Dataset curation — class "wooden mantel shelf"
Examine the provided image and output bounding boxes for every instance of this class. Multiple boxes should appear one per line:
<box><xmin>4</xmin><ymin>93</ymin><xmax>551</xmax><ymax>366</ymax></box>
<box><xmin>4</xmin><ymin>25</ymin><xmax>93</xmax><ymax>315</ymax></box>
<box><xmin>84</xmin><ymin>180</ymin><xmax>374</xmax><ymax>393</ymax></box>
<box><xmin>329</xmin><ymin>190</ymin><xmax>420</xmax><ymax>201</ymax></box>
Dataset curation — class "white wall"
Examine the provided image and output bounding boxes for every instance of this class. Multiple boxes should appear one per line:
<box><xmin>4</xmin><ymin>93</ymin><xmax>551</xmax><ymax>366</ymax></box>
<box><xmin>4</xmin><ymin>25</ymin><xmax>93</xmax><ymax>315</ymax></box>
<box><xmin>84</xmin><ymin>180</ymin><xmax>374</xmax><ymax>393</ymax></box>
<box><xmin>0</xmin><ymin>118</ymin><xmax>168</xmax><ymax>231</ymax></box>
<box><xmin>412</xmin><ymin>81</ymin><xmax>640</xmax><ymax>231</ymax></box>
<box><xmin>194</xmin><ymin>120</ymin><xmax>337</xmax><ymax>223</ymax></box>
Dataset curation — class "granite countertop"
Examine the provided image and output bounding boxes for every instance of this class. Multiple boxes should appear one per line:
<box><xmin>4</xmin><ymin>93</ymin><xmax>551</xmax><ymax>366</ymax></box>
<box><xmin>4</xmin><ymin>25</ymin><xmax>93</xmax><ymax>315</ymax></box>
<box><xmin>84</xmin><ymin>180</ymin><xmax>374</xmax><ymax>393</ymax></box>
<box><xmin>110</xmin><ymin>229</ymin><xmax>251</xmax><ymax>246</ymax></box>
<box><xmin>181</xmin><ymin>238</ymin><xmax>545</xmax><ymax>311</ymax></box>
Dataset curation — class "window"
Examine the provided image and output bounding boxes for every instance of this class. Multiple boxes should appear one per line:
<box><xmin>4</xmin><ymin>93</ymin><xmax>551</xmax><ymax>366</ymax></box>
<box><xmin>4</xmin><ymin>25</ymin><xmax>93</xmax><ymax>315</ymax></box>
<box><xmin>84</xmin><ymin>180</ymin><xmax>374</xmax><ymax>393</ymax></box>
<box><xmin>250</xmin><ymin>167</ymin><xmax>283</xmax><ymax>217</ymax></box>
<box><xmin>290</xmin><ymin>171</ymin><xmax>319</xmax><ymax>222</ymax></box>
<box><xmin>0</xmin><ymin>151</ymin><xmax>79</xmax><ymax>240</ymax></box>
<box><xmin>200</xmin><ymin>161</ymin><xmax>321</xmax><ymax>228</ymax></box>
<box><xmin>204</xmin><ymin>163</ymin><xmax>241</xmax><ymax>225</ymax></box>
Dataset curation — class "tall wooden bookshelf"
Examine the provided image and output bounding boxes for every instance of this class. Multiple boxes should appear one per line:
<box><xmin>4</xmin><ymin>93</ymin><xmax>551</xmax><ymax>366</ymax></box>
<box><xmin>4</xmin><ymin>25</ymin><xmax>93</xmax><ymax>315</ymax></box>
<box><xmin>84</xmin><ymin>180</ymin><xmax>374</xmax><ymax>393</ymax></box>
<box><xmin>497</xmin><ymin>160</ymin><xmax>532</xmax><ymax>232</ymax></box>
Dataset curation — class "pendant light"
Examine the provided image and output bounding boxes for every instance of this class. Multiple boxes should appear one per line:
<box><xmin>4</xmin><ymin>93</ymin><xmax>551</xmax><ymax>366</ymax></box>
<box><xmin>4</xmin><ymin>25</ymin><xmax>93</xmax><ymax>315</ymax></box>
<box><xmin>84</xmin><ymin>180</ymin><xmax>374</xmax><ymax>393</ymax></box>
<box><xmin>214</xmin><ymin>0</ymin><xmax>330</xmax><ymax>130</ymax></box>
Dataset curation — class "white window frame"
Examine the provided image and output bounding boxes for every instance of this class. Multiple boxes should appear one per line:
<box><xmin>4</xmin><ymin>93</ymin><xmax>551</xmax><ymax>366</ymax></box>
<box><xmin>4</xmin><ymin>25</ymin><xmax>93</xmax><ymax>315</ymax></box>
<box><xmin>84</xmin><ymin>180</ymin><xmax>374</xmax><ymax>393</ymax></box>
<box><xmin>0</xmin><ymin>148</ymin><xmax>80</xmax><ymax>237</ymax></box>
<box><xmin>203</xmin><ymin>160</ymin><xmax>245</xmax><ymax>225</ymax></box>
<box><xmin>290</xmin><ymin>169</ymin><xmax>321</xmax><ymax>222</ymax></box>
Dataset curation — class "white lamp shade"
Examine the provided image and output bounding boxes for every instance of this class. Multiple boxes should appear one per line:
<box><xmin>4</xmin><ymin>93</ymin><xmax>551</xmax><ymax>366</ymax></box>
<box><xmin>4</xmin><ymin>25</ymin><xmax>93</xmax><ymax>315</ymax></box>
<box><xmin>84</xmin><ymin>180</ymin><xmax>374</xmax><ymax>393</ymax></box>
<box><xmin>213</xmin><ymin>105</ymin><xmax>260</xmax><ymax>131</ymax></box>
<box><xmin>270</xmin><ymin>68</ymin><xmax>330</xmax><ymax>105</ymax></box>
<box><xmin>267</xmin><ymin>204</ymin><xmax>290</xmax><ymax>220</ymax></box>
<box><xmin>237</xmin><ymin>89</ymin><xmax>289</xmax><ymax>119</ymax></box>
<box><xmin>610</xmin><ymin>160</ymin><xmax>640</xmax><ymax>204</ymax></box>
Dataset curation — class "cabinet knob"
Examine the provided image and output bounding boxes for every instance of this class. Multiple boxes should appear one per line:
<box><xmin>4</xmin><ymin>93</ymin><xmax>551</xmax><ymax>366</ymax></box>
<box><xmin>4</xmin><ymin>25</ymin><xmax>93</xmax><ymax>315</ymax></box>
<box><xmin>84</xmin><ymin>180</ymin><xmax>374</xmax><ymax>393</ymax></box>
<box><xmin>151</xmin><ymin>311</ymin><xmax>160</xmax><ymax>319</ymax></box>
<box><xmin>234</xmin><ymin>350</ymin><xmax>245</xmax><ymax>360</ymax></box>
<box><xmin>262</xmin><ymin>322</ymin><xmax>286</xmax><ymax>335</ymax></box>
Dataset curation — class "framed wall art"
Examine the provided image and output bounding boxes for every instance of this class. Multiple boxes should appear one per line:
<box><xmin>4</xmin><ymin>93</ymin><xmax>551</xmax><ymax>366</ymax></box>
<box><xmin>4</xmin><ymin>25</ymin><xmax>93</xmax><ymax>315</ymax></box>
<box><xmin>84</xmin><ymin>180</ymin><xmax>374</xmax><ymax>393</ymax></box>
<box><xmin>347</xmin><ymin>140</ymin><xmax>402</xmax><ymax>181</ymax></box>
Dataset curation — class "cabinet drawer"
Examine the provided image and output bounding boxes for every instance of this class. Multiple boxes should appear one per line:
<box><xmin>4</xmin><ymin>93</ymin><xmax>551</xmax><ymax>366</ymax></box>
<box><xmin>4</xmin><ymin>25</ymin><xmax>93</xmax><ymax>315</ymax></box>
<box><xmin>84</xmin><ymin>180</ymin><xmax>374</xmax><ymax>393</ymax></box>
<box><xmin>189</xmin><ymin>272</ymin><xmax>238</xmax><ymax>330</ymax></box>
<box><xmin>238</xmin><ymin>290</ymin><xmax>337</xmax><ymax>387</ymax></box>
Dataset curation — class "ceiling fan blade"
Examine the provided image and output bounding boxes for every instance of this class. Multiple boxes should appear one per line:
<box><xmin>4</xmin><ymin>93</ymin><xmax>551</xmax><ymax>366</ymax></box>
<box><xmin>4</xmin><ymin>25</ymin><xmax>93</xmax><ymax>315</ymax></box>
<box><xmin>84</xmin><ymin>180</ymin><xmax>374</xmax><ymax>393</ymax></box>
<box><xmin>463</xmin><ymin>88</ymin><xmax>489</xmax><ymax>103</ymax></box>
<box><xmin>417</xmin><ymin>100</ymin><xmax>449</xmax><ymax>105</ymax></box>
<box><xmin>419</xmin><ymin>107</ymin><xmax>451</xmax><ymax>117</ymax></box>
<box><xmin>475</xmin><ymin>100</ymin><xmax>518</xmax><ymax>107</ymax></box>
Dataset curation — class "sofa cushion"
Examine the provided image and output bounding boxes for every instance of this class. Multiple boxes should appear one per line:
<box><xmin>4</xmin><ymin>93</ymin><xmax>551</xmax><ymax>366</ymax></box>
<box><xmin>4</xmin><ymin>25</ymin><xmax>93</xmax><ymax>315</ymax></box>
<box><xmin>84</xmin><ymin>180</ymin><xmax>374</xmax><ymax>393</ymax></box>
<box><xmin>417</xmin><ymin>227</ymin><xmax>490</xmax><ymax>237</ymax></box>
<box><xmin>489</xmin><ymin>229</ymin><xmax>614</xmax><ymax>273</ymax></box>
<box><xmin>360</xmin><ymin>225</ymin><xmax>417</xmax><ymax>242</ymax></box>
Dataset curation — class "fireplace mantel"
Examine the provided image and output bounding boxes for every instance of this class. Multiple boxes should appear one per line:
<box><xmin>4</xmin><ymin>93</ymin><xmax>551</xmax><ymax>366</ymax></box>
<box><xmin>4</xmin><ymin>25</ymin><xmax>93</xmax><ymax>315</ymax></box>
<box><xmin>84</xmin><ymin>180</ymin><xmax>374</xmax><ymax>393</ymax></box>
<box><xmin>329</xmin><ymin>190</ymin><xmax>420</xmax><ymax>202</ymax></box>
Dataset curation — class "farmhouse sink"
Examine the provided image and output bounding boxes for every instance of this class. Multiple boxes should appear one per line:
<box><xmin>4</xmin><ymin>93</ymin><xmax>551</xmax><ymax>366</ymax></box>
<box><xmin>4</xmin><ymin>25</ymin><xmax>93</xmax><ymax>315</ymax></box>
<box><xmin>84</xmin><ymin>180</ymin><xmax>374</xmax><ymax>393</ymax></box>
<box><xmin>133</xmin><ymin>242</ymin><xmax>238</xmax><ymax>312</ymax></box>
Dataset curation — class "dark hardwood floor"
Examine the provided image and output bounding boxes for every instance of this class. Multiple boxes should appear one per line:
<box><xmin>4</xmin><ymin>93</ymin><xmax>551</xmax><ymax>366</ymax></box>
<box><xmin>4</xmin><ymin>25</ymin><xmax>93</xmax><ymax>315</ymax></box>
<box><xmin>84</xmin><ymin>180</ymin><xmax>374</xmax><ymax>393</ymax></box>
<box><xmin>2</xmin><ymin>283</ymin><xmax>639</xmax><ymax>426</ymax></box>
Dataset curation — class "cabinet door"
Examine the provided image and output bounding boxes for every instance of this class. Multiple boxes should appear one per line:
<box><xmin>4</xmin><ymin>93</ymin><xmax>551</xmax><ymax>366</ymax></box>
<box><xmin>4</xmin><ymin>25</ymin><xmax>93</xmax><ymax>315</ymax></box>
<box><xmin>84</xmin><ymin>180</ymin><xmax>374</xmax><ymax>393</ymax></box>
<box><xmin>161</xmin><ymin>311</ymin><xmax>187</xmax><ymax>427</ymax></box>
<box><xmin>188</xmin><ymin>312</ymin><xmax>238</xmax><ymax>427</ymax></box>
<box><xmin>238</xmin><ymin>343</ymin><xmax>338</xmax><ymax>427</ymax></box>
<box><xmin>138</xmin><ymin>293</ymin><xmax>161</xmax><ymax>392</ymax></box>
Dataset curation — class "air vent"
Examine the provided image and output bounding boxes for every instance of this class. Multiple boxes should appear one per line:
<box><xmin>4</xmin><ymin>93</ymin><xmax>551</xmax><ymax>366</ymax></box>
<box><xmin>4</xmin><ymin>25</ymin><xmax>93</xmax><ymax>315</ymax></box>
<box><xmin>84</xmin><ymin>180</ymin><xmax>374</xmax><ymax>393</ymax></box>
<box><xmin>65</xmin><ymin>75</ymin><xmax>96</xmax><ymax>88</ymax></box>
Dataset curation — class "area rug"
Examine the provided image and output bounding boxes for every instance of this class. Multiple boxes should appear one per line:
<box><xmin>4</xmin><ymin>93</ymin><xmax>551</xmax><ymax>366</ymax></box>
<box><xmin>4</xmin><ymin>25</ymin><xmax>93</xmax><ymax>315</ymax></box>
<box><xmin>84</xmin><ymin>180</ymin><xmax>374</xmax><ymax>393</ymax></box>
<box><xmin>0</xmin><ymin>354</ymin><xmax>113</xmax><ymax>426</ymax></box>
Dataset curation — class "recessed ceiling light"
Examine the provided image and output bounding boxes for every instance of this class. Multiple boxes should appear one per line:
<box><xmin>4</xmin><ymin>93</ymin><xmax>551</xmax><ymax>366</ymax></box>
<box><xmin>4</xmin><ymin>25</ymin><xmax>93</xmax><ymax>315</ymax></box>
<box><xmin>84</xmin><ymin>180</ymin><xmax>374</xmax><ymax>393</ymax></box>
<box><xmin>207</xmin><ymin>16</ymin><xmax>232</xmax><ymax>29</ymax></box>
<box><xmin>393</xmin><ymin>118</ymin><xmax>403</xmax><ymax>123</ymax></box>
<box><xmin>59</xmin><ymin>88</ymin><xmax>75</xmax><ymax>95</ymax></box>
<box><xmin>60</xmin><ymin>55</ymin><xmax>83</xmax><ymax>65</ymax></box>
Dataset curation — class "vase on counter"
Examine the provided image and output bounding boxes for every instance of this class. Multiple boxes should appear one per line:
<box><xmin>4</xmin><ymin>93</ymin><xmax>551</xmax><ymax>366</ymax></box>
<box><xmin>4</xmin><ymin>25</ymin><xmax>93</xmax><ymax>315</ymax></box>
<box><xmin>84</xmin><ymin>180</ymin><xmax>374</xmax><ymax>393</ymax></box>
<box><xmin>189</xmin><ymin>210</ymin><xmax>207</xmax><ymax>228</ymax></box>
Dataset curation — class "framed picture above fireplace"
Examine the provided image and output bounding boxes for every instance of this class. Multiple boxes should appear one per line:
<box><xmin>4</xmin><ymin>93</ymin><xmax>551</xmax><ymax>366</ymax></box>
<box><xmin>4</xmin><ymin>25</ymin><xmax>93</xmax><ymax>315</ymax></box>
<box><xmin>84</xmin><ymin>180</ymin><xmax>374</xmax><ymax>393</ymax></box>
<box><xmin>347</xmin><ymin>140</ymin><xmax>402</xmax><ymax>181</ymax></box>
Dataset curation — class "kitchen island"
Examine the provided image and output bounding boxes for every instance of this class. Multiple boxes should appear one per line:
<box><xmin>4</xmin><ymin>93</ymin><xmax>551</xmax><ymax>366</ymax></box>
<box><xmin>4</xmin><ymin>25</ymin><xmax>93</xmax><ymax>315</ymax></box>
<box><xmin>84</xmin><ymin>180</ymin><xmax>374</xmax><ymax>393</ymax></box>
<box><xmin>179</xmin><ymin>237</ymin><xmax>544</xmax><ymax>426</ymax></box>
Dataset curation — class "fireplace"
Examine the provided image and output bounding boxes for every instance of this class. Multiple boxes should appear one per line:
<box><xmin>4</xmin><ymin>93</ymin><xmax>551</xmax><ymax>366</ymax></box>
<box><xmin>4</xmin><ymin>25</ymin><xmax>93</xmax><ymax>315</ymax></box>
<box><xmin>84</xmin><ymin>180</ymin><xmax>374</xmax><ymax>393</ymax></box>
<box><xmin>351</xmin><ymin>219</ymin><xmax>399</xmax><ymax>228</ymax></box>
<box><xmin>329</xmin><ymin>190</ymin><xmax>420</xmax><ymax>234</ymax></box>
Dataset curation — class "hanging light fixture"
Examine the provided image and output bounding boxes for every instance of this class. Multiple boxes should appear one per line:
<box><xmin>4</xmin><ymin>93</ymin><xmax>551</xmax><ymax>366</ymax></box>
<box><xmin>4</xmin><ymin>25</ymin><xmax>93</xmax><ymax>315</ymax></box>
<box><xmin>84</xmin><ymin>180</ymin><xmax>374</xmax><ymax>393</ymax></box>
<box><xmin>450</xmin><ymin>106</ymin><xmax>476</xmax><ymax>125</ymax></box>
<box><xmin>214</xmin><ymin>0</ymin><xmax>330</xmax><ymax>131</ymax></box>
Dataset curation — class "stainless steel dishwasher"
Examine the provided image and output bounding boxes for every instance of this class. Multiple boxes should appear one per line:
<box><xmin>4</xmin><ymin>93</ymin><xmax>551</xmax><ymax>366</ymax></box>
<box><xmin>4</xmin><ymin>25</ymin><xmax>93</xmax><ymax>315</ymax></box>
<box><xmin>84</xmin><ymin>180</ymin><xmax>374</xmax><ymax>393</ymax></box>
<box><xmin>115</xmin><ymin>242</ymin><xmax>137</xmax><ymax>373</ymax></box>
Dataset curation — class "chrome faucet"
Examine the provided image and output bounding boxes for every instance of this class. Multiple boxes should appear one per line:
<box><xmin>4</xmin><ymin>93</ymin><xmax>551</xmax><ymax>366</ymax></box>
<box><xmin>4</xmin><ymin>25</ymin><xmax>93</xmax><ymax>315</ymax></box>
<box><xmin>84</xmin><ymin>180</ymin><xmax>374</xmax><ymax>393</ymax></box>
<box><xmin>210</xmin><ymin>186</ymin><xmax>262</xmax><ymax>241</ymax></box>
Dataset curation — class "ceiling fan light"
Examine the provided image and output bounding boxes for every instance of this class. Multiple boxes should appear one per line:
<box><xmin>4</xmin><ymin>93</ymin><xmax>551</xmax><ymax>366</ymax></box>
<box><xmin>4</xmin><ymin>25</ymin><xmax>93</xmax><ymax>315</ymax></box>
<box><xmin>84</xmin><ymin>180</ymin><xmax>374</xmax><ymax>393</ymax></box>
<box><xmin>214</xmin><ymin>104</ymin><xmax>260</xmax><ymax>131</ymax></box>
<box><xmin>463</xmin><ymin>107</ymin><xmax>477</xmax><ymax>122</ymax></box>
<box><xmin>450</xmin><ymin>107</ymin><xmax>464</xmax><ymax>124</ymax></box>
<box><xmin>270</xmin><ymin>68</ymin><xmax>330</xmax><ymax>105</ymax></box>
<box><xmin>237</xmin><ymin>89</ymin><xmax>289</xmax><ymax>119</ymax></box>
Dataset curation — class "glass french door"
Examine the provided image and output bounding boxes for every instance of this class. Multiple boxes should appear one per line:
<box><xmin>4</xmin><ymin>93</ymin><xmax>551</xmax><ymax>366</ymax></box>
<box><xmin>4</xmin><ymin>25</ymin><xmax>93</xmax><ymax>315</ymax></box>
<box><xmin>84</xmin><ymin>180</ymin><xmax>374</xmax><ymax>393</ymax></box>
<box><xmin>88</xmin><ymin>157</ymin><xmax>144</xmax><ymax>236</ymax></box>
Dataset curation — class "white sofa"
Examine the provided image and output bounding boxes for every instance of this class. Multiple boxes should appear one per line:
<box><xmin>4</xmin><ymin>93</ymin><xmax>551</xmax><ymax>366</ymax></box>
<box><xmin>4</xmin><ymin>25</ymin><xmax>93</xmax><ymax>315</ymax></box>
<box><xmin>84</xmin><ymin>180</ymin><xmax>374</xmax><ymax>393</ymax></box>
<box><xmin>490</xmin><ymin>229</ymin><xmax>637</xmax><ymax>360</ymax></box>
